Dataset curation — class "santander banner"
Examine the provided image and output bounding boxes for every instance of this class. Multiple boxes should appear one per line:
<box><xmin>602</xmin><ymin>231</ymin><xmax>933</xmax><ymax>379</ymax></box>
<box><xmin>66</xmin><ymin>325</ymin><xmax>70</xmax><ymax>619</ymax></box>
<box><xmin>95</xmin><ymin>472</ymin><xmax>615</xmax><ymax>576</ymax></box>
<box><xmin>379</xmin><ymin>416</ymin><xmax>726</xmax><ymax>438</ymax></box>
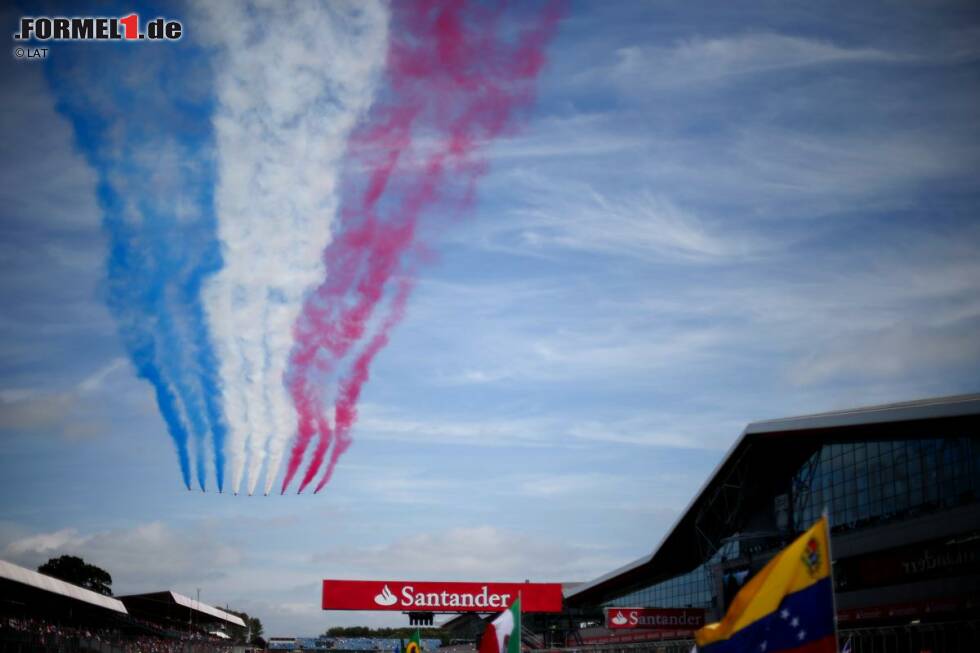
<box><xmin>322</xmin><ymin>580</ymin><xmax>563</xmax><ymax>613</ymax></box>
<box><xmin>605</xmin><ymin>607</ymin><xmax>706</xmax><ymax>630</ymax></box>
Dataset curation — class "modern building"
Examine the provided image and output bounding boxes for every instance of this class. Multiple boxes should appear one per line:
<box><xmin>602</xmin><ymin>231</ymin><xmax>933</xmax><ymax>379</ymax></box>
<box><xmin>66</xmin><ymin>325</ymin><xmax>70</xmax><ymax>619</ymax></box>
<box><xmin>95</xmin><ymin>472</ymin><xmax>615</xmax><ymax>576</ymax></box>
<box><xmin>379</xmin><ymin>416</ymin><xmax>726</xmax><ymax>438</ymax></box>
<box><xmin>556</xmin><ymin>395</ymin><xmax>980</xmax><ymax>653</ymax></box>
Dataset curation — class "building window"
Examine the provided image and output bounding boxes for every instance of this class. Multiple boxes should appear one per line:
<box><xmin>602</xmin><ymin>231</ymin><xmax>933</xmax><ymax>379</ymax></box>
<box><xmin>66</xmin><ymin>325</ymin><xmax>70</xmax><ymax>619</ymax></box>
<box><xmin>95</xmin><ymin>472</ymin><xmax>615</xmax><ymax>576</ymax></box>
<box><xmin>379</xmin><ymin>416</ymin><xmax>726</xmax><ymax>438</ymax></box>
<box><xmin>603</xmin><ymin>564</ymin><xmax>713</xmax><ymax>610</ymax></box>
<box><xmin>792</xmin><ymin>437</ymin><xmax>980</xmax><ymax>533</ymax></box>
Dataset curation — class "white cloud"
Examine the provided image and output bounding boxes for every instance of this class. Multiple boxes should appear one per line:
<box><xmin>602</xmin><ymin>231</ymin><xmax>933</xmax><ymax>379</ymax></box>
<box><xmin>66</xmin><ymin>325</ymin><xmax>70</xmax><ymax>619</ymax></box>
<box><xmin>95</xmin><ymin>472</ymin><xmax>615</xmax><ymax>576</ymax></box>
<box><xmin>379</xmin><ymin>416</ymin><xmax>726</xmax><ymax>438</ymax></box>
<box><xmin>355</xmin><ymin>407</ymin><xmax>553</xmax><ymax>449</ymax></box>
<box><xmin>489</xmin><ymin>113</ymin><xmax>647</xmax><ymax>161</ymax></box>
<box><xmin>0</xmin><ymin>357</ymin><xmax>134</xmax><ymax>438</ymax></box>
<box><xmin>724</xmin><ymin>126</ymin><xmax>978</xmax><ymax>207</ymax></box>
<box><xmin>605</xmin><ymin>33</ymin><xmax>902</xmax><ymax>90</ymax></box>
<box><xmin>353</xmin><ymin>403</ymin><xmax>734</xmax><ymax>452</ymax></box>
<box><xmin>313</xmin><ymin>526</ymin><xmax>618</xmax><ymax>583</ymax></box>
<box><xmin>4</xmin><ymin>528</ymin><xmax>81</xmax><ymax>557</ymax></box>
<box><xmin>1</xmin><ymin>522</ymin><xmax>243</xmax><ymax>593</ymax></box>
<box><xmin>511</xmin><ymin>184</ymin><xmax>765</xmax><ymax>263</ymax></box>
<box><xmin>788</xmin><ymin>319</ymin><xmax>980</xmax><ymax>387</ymax></box>
<box><xmin>516</xmin><ymin>473</ymin><xmax>613</xmax><ymax>498</ymax></box>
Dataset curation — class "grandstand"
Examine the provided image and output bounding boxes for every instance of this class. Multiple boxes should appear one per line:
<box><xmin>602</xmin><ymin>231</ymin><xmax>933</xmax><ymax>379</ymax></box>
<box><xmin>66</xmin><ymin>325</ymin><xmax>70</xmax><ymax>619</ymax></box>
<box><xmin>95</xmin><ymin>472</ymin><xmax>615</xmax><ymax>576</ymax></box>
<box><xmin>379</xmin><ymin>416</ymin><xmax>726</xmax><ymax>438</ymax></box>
<box><xmin>119</xmin><ymin>591</ymin><xmax>245</xmax><ymax>632</ymax></box>
<box><xmin>0</xmin><ymin>558</ymin><xmax>246</xmax><ymax>652</ymax></box>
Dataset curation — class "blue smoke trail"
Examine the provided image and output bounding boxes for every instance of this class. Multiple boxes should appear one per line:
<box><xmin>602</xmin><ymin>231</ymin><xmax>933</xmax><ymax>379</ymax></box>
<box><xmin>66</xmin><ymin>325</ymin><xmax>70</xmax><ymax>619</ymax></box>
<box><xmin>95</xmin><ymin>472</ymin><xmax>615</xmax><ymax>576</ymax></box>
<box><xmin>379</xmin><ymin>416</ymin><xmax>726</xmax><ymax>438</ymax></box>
<box><xmin>41</xmin><ymin>1</ymin><xmax>226</xmax><ymax>490</ymax></box>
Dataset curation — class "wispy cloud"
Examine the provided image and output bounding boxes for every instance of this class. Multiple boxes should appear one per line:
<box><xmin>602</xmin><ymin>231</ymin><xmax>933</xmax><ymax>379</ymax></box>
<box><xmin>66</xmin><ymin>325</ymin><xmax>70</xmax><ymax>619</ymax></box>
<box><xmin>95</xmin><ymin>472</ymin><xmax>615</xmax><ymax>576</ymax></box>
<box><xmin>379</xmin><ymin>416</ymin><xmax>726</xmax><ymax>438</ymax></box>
<box><xmin>603</xmin><ymin>33</ymin><xmax>904</xmax><ymax>91</ymax></box>
<box><xmin>354</xmin><ymin>404</ymin><xmax>735</xmax><ymax>451</ymax></box>
<box><xmin>505</xmin><ymin>182</ymin><xmax>769</xmax><ymax>263</ymax></box>
<box><xmin>354</xmin><ymin>407</ymin><xmax>555</xmax><ymax>449</ymax></box>
<box><xmin>312</xmin><ymin>525</ymin><xmax>618</xmax><ymax>582</ymax></box>
<box><xmin>489</xmin><ymin>113</ymin><xmax>648</xmax><ymax>161</ymax></box>
<box><xmin>0</xmin><ymin>358</ymin><xmax>134</xmax><ymax>438</ymax></box>
<box><xmin>516</xmin><ymin>472</ymin><xmax>616</xmax><ymax>498</ymax></box>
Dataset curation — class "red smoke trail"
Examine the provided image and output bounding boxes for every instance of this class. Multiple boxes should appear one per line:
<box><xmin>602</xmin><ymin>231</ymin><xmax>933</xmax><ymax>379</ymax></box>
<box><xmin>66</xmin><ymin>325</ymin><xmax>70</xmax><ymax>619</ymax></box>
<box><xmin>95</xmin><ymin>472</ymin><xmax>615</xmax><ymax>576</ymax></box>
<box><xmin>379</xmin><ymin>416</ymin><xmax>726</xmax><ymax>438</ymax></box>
<box><xmin>282</xmin><ymin>0</ymin><xmax>563</xmax><ymax>494</ymax></box>
<box><xmin>314</xmin><ymin>279</ymin><xmax>412</xmax><ymax>493</ymax></box>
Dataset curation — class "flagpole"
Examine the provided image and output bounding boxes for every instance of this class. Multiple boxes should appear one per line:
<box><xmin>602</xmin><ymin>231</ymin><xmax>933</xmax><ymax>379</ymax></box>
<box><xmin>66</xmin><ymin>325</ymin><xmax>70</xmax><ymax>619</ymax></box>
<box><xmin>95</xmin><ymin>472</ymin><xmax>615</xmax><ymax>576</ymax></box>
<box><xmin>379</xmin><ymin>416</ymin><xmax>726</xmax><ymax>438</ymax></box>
<box><xmin>821</xmin><ymin>507</ymin><xmax>841</xmax><ymax>652</ymax></box>
<box><xmin>517</xmin><ymin>591</ymin><xmax>522</xmax><ymax>651</ymax></box>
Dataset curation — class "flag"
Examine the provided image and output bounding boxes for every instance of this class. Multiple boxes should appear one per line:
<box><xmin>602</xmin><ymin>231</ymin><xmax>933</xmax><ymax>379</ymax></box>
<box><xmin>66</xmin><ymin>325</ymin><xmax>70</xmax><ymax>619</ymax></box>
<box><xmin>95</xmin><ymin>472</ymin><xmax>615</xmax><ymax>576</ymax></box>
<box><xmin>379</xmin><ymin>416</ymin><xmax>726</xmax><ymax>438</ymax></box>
<box><xmin>406</xmin><ymin>630</ymin><xmax>423</xmax><ymax>653</ymax></box>
<box><xmin>695</xmin><ymin>516</ymin><xmax>836</xmax><ymax>653</ymax></box>
<box><xmin>480</xmin><ymin>596</ymin><xmax>521</xmax><ymax>653</ymax></box>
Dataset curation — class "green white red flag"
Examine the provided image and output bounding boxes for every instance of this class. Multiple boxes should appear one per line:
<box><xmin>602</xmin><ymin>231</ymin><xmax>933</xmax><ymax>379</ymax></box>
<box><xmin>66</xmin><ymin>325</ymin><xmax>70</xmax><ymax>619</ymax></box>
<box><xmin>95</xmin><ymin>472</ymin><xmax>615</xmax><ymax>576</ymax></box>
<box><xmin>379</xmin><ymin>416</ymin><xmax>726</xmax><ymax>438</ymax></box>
<box><xmin>479</xmin><ymin>596</ymin><xmax>521</xmax><ymax>653</ymax></box>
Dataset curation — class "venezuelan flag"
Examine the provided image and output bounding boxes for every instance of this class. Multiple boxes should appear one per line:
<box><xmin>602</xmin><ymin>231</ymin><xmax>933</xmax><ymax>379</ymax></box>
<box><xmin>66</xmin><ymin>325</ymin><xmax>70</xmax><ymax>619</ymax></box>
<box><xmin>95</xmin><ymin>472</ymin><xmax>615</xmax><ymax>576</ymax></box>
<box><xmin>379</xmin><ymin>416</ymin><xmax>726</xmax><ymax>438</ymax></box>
<box><xmin>695</xmin><ymin>517</ymin><xmax>837</xmax><ymax>653</ymax></box>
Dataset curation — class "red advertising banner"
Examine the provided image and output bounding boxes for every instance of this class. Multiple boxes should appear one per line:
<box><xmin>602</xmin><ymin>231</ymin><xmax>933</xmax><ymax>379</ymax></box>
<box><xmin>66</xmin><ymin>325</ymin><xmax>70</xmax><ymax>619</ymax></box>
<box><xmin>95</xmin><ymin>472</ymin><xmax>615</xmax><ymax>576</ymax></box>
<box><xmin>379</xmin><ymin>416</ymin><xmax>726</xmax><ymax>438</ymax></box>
<box><xmin>322</xmin><ymin>580</ymin><xmax>564</xmax><ymax>613</ymax></box>
<box><xmin>579</xmin><ymin>630</ymin><xmax>695</xmax><ymax>644</ymax></box>
<box><xmin>836</xmin><ymin>595</ymin><xmax>975</xmax><ymax>623</ymax></box>
<box><xmin>604</xmin><ymin>607</ymin><xmax>706</xmax><ymax>630</ymax></box>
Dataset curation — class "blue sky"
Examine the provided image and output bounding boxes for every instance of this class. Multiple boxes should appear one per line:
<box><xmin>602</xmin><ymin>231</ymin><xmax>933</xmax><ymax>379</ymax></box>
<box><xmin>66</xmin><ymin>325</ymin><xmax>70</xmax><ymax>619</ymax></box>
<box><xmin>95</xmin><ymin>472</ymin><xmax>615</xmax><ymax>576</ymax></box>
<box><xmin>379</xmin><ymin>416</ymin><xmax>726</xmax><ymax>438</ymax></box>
<box><xmin>2</xmin><ymin>0</ymin><xmax>979</xmax><ymax>637</ymax></box>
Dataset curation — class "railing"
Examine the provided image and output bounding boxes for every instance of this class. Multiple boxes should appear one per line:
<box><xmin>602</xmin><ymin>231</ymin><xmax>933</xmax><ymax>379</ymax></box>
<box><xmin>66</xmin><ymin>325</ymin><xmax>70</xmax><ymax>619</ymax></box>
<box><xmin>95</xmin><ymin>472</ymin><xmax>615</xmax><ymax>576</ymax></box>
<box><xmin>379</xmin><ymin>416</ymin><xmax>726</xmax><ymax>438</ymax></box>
<box><xmin>521</xmin><ymin>626</ymin><xmax>544</xmax><ymax>650</ymax></box>
<box><xmin>838</xmin><ymin>620</ymin><xmax>979</xmax><ymax>653</ymax></box>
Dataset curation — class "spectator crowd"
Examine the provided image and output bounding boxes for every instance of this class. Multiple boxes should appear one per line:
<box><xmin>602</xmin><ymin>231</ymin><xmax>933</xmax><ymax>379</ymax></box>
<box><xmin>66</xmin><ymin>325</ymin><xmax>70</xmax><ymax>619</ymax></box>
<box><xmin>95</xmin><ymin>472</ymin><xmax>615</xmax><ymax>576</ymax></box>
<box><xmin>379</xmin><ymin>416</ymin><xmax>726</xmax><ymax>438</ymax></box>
<box><xmin>0</xmin><ymin>614</ymin><xmax>233</xmax><ymax>653</ymax></box>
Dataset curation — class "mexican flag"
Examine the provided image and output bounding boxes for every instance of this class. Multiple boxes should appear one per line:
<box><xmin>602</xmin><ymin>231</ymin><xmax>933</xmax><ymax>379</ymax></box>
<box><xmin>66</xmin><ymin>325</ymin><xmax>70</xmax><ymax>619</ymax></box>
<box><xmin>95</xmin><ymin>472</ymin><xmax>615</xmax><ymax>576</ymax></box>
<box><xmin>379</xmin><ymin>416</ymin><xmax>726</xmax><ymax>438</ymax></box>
<box><xmin>479</xmin><ymin>596</ymin><xmax>521</xmax><ymax>653</ymax></box>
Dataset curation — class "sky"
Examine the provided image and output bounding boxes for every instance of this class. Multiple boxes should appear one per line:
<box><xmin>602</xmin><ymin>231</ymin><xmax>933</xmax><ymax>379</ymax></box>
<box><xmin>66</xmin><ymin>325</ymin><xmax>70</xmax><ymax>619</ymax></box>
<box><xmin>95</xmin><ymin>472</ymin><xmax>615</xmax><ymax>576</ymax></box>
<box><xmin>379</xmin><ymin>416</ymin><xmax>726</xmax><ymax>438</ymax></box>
<box><xmin>2</xmin><ymin>0</ymin><xmax>979</xmax><ymax>638</ymax></box>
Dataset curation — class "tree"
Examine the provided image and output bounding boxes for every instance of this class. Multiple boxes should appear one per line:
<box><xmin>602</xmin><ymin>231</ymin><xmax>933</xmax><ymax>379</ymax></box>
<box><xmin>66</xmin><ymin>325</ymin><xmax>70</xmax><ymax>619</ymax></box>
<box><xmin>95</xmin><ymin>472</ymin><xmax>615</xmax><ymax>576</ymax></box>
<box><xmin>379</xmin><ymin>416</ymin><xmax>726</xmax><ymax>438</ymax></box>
<box><xmin>38</xmin><ymin>555</ymin><xmax>112</xmax><ymax>596</ymax></box>
<box><xmin>247</xmin><ymin>616</ymin><xmax>264</xmax><ymax>643</ymax></box>
<box><xmin>227</xmin><ymin>609</ymin><xmax>264</xmax><ymax>645</ymax></box>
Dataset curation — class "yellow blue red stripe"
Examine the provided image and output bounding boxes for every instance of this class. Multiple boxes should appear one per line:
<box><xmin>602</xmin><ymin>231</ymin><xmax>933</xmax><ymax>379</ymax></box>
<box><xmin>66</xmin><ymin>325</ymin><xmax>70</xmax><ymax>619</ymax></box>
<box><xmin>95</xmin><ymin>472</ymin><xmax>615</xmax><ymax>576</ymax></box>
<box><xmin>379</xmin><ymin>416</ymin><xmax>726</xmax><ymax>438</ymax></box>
<box><xmin>696</xmin><ymin>517</ymin><xmax>836</xmax><ymax>653</ymax></box>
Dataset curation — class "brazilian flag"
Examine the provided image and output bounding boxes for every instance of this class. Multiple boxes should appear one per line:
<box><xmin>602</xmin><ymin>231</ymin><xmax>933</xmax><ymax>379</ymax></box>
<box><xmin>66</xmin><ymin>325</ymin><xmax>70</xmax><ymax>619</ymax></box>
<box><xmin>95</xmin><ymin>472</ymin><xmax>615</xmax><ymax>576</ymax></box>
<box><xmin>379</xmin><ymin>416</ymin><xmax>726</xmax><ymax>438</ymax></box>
<box><xmin>406</xmin><ymin>629</ymin><xmax>423</xmax><ymax>653</ymax></box>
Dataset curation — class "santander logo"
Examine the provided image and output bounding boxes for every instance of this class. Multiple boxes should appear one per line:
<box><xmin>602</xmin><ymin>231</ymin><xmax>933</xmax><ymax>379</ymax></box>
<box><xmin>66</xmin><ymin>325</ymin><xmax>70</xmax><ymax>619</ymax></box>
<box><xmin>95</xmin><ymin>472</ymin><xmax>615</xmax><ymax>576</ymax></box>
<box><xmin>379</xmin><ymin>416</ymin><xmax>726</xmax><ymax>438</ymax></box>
<box><xmin>612</xmin><ymin>611</ymin><xmax>628</xmax><ymax>625</ymax></box>
<box><xmin>372</xmin><ymin>583</ymin><xmax>513</xmax><ymax>609</ymax></box>
<box><xmin>374</xmin><ymin>585</ymin><xmax>397</xmax><ymax>606</ymax></box>
<box><xmin>322</xmin><ymin>580</ymin><xmax>564</xmax><ymax>613</ymax></box>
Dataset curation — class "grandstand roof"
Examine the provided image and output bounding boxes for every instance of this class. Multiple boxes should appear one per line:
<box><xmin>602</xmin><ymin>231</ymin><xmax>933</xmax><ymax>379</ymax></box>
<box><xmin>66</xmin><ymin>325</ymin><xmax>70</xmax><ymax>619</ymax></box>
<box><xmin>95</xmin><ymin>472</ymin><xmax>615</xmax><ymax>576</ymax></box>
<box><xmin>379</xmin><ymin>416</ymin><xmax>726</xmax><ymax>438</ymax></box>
<box><xmin>0</xmin><ymin>559</ymin><xmax>128</xmax><ymax>615</ymax></box>
<box><xmin>118</xmin><ymin>591</ymin><xmax>246</xmax><ymax>627</ymax></box>
<box><xmin>564</xmin><ymin>394</ymin><xmax>980</xmax><ymax>606</ymax></box>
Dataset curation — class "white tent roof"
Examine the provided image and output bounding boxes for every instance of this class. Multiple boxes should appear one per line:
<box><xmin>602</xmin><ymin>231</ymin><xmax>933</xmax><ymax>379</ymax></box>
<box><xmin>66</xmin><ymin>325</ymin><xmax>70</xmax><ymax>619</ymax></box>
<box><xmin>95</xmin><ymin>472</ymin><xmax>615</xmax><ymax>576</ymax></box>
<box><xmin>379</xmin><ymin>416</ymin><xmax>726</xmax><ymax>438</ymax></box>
<box><xmin>0</xmin><ymin>559</ymin><xmax>128</xmax><ymax>615</ymax></box>
<box><xmin>170</xmin><ymin>592</ymin><xmax>246</xmax><ymax>627</ymax></box>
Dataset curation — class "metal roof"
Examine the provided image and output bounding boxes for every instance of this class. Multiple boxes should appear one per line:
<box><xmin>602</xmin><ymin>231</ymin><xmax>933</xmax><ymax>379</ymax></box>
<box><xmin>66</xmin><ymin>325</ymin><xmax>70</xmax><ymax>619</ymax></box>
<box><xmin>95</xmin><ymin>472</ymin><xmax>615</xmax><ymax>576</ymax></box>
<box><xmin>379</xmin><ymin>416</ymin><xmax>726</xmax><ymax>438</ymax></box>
<box><xmin>0</xmin><ymin>559</ymin><xmax>128</xmax><ymax>615</ymax></box>
<box><xmin>170</xmin><ymin>591</ymin><xmax>246</xmax><ymax>627</ymax></box>
<box><xmin>742</xmin><ymin>393</ymin><xmax>980</xmax><ymax>435</ymax></box>
<box><xmin>564</xmin><ymin>394</ymin><xmax>980</xmax><ymax>605</ymax></box>
<box><xmin>119</xmin><ymin>591</ymin><xmax>245</xmax><ymax>627</ymax></box>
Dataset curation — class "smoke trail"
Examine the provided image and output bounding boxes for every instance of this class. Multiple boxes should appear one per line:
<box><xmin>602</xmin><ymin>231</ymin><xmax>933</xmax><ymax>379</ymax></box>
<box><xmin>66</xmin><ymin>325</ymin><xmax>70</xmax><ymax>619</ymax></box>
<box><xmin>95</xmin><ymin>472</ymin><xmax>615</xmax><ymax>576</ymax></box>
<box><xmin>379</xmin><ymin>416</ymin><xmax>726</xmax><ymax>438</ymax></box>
<box><xmin>312</xmin><ymin>280</ymin><xmax>412</xmax><ymax>493</ymax></box>
<box><xmin>283</xmin><ymin>0</ymin><xmax>563</xmax><ymax>493</ymax></box>
<box><xmin>198</xmin><ymin>0</ymin><xmax>389</xmax><ymax>494</ymax></box>
<box><xmin>44</xmin><ymin>9</ymin><xmax>225</xmax><ymax>490</ymax></box>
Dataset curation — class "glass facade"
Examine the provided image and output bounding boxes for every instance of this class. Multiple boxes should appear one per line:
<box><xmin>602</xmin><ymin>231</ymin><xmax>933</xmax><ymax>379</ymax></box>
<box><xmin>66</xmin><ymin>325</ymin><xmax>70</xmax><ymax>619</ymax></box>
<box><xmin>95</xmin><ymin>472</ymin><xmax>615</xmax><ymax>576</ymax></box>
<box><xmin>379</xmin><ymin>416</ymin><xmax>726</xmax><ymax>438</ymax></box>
<box><xmin>793</xmin><ymin>437</ymin><xmax>980</xmax><ymax>532</ymax></box>
<box><xmin>604</xmin><ymin>563</ymin><xmax>713</xmax><ymax>609</ymax></box>
<box><xmin>603</xmin><ymin>435</ymin><xmax>980</xmax><ymax>611</ymax></box>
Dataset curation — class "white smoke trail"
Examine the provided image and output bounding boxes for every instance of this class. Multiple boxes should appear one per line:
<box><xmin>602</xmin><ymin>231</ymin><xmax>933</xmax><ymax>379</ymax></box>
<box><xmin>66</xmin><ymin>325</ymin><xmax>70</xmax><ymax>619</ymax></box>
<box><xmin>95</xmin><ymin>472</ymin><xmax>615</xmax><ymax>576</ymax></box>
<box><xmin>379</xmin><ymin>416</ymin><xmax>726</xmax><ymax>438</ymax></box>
<box><xmin>199</xmin><ymin>0</ymin><xmax>389</xmax><ymax>495</ymax></box>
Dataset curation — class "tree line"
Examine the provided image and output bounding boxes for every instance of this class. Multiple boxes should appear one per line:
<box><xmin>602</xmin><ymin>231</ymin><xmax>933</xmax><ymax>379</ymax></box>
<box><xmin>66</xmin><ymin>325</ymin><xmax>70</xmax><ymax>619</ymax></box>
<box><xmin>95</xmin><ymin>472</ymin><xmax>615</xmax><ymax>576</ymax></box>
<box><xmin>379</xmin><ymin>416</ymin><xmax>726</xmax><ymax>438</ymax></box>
<box><xmin>324</xmin><ymin>626</ymin><xmax>449</xmax><ymax>644</ymax></box>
